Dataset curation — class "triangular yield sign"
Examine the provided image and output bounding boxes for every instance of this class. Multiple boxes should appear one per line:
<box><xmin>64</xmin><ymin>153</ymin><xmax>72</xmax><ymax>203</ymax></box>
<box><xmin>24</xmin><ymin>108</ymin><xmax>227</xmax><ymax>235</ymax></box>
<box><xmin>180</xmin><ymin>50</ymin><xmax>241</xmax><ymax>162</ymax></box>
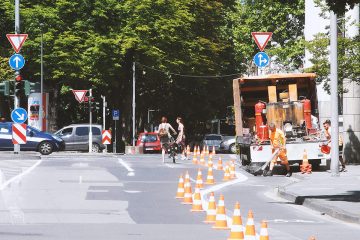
<box><xmin>72</xmin><ymin>90</ymin><xmax>88</xmax><ymax>103</ymax></box>
<box><xmin>251</xmin><ymin>32</ymin><xmax>272</xmax><ymax>51</ymax></box>
<box><xmin>6</xmin><ymin>34</ymin><xmax>28</xmax><ymax>53</ymax></box>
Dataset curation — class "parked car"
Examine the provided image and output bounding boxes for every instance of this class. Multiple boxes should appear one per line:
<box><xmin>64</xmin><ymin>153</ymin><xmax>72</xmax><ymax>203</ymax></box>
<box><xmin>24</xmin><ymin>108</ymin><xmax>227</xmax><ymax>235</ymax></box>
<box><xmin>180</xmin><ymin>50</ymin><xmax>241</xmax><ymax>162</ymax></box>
<box><xmin>136</xmin><ymin>132</ymin><xmax>161</xmax><ymax>153</ymax></box>
<box><xmin>220</xmin><ymin>136</ymin><xmax>237</xmax><ymax>154</ymax></box>
<box><xmin>55</xmin><ymin>124</ymin><xmax>105</xmax><ymax>153</ymax></box>
<box><xmin>200</xmin><ymin>134</ymin><xmax>223</xmax><ymax>152</ymax></box>
<box><xmin>0</xmin><ymin>122</ymin><xmax>65</xmax><ymax>155</ymax></box>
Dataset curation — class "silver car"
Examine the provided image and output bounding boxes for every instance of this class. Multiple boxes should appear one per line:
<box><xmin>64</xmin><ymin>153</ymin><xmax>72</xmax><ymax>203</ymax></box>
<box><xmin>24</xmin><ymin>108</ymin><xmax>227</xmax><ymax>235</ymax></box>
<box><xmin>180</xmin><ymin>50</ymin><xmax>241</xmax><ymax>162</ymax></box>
<box><xmin>201</xmin><ymin>134</ymin><xmax>223</xmax><ymax>152</ymax></box>
<box><xmin>220</xmin><ymin>136</ymin><xmax>237</xmax><ymax>154</ymax></box>
<box><xmin>55</xmin><ymin>124</ymin><xmax>105</xmax><ymax>152</ymax></box>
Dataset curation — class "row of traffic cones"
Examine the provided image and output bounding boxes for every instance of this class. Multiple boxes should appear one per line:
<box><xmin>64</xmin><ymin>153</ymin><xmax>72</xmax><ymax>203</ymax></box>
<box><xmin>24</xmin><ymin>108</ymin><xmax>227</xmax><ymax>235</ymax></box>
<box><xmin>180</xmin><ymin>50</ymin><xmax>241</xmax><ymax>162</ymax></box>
<box><xmin>176</xmin><ymin>171</ymin><xmax>269</xmax><ymax>240</ymax></box>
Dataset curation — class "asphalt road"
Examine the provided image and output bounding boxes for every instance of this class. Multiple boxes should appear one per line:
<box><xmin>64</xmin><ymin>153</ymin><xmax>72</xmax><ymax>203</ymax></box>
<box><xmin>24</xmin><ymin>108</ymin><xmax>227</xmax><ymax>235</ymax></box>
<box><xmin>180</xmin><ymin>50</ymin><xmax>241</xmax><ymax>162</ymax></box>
<box><xmin>0</xmin><ymin>153</ymin><xmax>358</xmax><ymax>240</ymax></box>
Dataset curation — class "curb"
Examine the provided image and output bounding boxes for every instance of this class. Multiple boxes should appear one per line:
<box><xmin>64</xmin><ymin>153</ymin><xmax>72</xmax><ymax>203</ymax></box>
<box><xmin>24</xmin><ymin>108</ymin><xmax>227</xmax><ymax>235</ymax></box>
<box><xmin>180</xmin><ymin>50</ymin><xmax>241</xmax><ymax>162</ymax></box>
<box><xmin>0</xmin><ymin>153</ymin><xmax>41</xmax><ymax>160</ymax></box>
<box><xmin>277</xmin><ymin>186</ymin><xmax>360</xmax><ymax>224</ymax></box>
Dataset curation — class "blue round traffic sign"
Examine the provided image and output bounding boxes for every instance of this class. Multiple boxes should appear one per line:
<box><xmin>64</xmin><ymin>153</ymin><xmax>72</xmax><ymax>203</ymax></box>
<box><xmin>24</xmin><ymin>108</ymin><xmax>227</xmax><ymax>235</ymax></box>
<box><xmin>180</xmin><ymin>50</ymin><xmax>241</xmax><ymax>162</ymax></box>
<box><xmin>253</xmin><ymin>52</ymin><xmax>270</xmax><ymax>68</ymax></box>
<box><xmin>9</xmin><ymin>54</ymin><xmax>25</xmax><ymax>71</ymax></box>
<box><xmin>11</xmin><ymin>108</ymin><xmax>28</xmax><ymax>124</ymax></box>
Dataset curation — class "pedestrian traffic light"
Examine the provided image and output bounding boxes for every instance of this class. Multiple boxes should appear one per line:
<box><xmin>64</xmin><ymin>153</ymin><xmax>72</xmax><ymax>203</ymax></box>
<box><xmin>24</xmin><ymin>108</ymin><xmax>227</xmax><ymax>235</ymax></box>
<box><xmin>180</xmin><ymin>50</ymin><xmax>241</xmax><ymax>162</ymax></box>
<box><xmin>0</xmin><ymin>81</ymin><xmax>10</xmax><ymax>96</ymax></box>
<box><xmin>15</xmin><ymin>80</ymin><xmax>24</xmax><ymax>96</ymax></box>
<box><xmin>24</xmin><ymin>80</ymin><xmax>39</xmax><ymax>96</ymax></box>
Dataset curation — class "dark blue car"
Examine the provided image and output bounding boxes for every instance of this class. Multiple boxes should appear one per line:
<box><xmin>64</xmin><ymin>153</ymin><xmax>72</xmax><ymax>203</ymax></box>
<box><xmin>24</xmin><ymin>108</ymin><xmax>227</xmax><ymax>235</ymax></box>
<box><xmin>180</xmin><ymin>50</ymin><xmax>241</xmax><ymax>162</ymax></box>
<box><xmin>0</xmin><ymin>122</ymin><xmax>64</xmax><ymax>155</ymax></box>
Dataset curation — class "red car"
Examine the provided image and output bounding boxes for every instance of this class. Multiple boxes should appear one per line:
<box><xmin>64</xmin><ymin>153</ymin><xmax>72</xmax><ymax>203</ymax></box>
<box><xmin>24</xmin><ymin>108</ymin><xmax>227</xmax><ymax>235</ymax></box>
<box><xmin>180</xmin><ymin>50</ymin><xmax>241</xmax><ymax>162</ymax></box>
<box><xmin>136</xmin><ymin>132</ymin><xmax>161</xmax><ymax>153</ymax></box>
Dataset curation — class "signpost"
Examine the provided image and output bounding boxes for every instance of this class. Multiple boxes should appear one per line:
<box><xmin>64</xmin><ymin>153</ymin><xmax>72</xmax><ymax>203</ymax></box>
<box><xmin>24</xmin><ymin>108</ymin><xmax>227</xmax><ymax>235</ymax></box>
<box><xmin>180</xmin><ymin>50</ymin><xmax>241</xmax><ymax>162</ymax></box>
<box><xmin>112</xmin><ymin>109</ymin><xmax>120</xmax><ymax>153</ymax></box>
<box><xmin>102</xmin><ymin>130</ymin><xmax>112</xmax><ymax>145</ymax></box>
<box><xmin>6</xmin><ymin>33</ymin><xmax>28</xmax><ymax>53</ymax></box>
<box><xmin>9</xmin><ymin>54</ymin><xmax>25</xmax><ymax>71</ymax></box>
<box><xmin>12</xmin><ymin>124</ymin><xmax>27</xmax><ymax>144</ymax></box>
<box><xmin>11</xmin><ymin>107</ymin><xmax>28</xmax><ymax>124</ymax></box>
<box><xmin>72</xmin><ymin>90</ymin><xmax>88</xmax><ymax>103</ymax></box>
<box><xmin>251</xmin><ymin>32</ymin><xmax>273</xmax><ymax>51</ymax></box>
<box><xmin>253</xmin><ymin>52</ymin><xmax>270</xmax><ymax>68</ymax></box>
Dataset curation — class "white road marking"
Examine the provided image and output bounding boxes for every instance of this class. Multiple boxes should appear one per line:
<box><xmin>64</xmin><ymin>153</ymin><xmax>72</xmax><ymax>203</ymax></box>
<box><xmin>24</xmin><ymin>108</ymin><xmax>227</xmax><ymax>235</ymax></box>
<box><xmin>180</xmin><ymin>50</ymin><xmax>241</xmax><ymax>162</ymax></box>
<box><xmin>124</xmin><ymin>190</ymin><xmax>141</xmax><ymax>193</ymax></box>
<box><xmin>0</xmin><ymin>159</ymin><xmax>42</xmax><ymax>191</ymax></box>
<box><xmin>118</xmin><ymin>158</ymin><xmax>135</xmax><ymax>176</ymax></box>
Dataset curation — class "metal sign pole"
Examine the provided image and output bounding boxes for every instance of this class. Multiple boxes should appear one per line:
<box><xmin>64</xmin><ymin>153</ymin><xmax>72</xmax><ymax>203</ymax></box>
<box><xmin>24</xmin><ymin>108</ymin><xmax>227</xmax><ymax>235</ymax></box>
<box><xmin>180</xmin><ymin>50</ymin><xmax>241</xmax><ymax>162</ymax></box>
<box><xmin>88</xmin><ymin>89</ymin><xmax>93</xmax><ymax>153</ymax></box>
<box><xmin>113</xmin><ymin>120</ymin><xmax>117</xmax><ymax>153</ymax></box>
<box><xmin>13</xmin><ymin>0</ymin><xmax>20</xmax><ymax>154</ymax></box>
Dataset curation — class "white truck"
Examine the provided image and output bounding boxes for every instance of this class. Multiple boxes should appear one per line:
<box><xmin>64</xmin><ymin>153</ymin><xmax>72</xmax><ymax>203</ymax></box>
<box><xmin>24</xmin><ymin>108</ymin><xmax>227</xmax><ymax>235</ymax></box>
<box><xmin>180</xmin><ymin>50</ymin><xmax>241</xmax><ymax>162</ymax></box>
<box><xmin>232</xmin><ymin>73</ymin><xmax>328</xmax><ymax>173</ymax></box>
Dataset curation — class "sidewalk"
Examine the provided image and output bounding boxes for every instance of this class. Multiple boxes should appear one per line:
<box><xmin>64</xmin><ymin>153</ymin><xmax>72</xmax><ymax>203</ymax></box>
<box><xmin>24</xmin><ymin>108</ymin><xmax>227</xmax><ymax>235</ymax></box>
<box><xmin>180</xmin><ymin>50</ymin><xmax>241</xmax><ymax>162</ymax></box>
<box><xmin>278</xmin><ymin>165</ymin><xmax>360</xmax><ymax>224</ymax></box>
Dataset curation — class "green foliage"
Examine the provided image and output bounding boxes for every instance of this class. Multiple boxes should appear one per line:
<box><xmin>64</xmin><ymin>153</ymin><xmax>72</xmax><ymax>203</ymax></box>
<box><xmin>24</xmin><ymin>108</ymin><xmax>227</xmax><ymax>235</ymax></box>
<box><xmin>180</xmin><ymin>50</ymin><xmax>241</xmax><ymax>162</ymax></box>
<box><xmin>0</xmin><ymin>0</ymin><xmax>307</xmax><ymax>139</ymax></box>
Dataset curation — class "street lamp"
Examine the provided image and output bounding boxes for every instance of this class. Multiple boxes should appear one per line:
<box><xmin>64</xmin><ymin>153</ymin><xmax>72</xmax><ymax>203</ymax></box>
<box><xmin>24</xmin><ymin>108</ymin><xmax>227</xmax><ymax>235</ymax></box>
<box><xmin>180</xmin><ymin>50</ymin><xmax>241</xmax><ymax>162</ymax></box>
<box><xmin>39</xmin><ymin>23</ymin><xmax>44</xmax><ymax>131</ymax></box>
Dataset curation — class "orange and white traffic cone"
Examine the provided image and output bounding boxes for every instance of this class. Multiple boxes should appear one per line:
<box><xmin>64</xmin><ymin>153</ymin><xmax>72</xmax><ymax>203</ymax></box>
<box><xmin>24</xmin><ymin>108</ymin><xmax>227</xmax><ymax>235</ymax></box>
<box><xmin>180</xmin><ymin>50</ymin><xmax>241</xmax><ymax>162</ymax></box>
<box><xmin>197</xmin><ymin>146</ymin><xmax>201</xmax><ymax>156</ymax></box>
<box><xmin>259</xmin><ymin>220</ymin><xmax>269</xmax><ymax>240</ymax></box>
<box><xmin>175</xmin><ymin>174</ymin><xmax>185</xmax><ymax>199</ymax></box>
<box><xmin>223</xmin><ymin>164</ymin><xmax>231</xmax><ymax>181</ymax></box>
<box><xmin>244</xmin><ymin>210</ymin><xmax>256</xmax><ymax>240</ymax></box>
<box><xmin>192</xmin><ymin>153</ymin><xmax>198</xmax><ymax>164</ymax></box>
<box><xmin>195</xmin><ymin>169</ymin><xmax>204</xmax><ymax>189</ymax></box>
<box><xmin>204</xmin><ymin>192</ymin><xmax>217</xmax><ymax>223</ymax></box>
<box><xmin>206</xmin><ymin>167</ymin><xmax>215</xmax><ymax>185</ymax></box>
<box><xmin>199</xmin><ymin>153</ymin><xmax>206</xmax><ymax>165</ymax></box>
<box><xmin>182</xmin><ymin>171</ymin><xmax>193</xmax><ymax>204</ymax></box>
<box><xmin>217</xmin><ymin>157</ymin><xmax>223</xmax><ymax>170</ymax></box>
<box><xmin>212</xmin><ymin>146</ymin><xmax>216</xmax><ymax>155</ymax></box>
<box><xmin>191</xmin><ymin>187</ymin><xmax>204</xmax><ymax>212</ymax></box>
<box><xmin>308</xmin><ymin>236</ymin><xmax>316</xmax><ymax>240</ymax></box>
<box><xmin>206</xmin><ymin>146</ymin><xmax>210</xmax><ymax>156</ymax></box>
<box><xmin>300</xmin><ymin>149</ymin><xmax>312</xmax><ymax>174</ymax></box>
<box><xmin>230</xmin><ymin>161</ymin><xmax>236</xmax><ymax>179</ymax></box>
<box><xmin>208</xmin><ymin>154</ymin><xmax>213</xmax><ymax>168</ymax></box>
<box><xmin>228</xmin><ymin>202</ymin><xmax>244</xmax><ymax>240</ymax></box>
<box><xmin>212</xmin><ymin>194</ymin><xmax>229</xmax><ymax>229</ymax></box>
<box><xmin>187</xmin><ymin>145</ymin><xmax>191</xmax><ymax>156</ymax></box>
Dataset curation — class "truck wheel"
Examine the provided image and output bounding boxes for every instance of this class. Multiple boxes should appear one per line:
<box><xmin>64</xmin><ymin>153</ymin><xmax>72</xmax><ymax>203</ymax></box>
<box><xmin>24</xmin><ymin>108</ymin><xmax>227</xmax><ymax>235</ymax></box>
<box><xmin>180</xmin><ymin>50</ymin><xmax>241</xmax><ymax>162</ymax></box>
<box><xmin>38</xmin><ymin>141</ymin><xmax>54</xmax><ymax>155</ymax></box>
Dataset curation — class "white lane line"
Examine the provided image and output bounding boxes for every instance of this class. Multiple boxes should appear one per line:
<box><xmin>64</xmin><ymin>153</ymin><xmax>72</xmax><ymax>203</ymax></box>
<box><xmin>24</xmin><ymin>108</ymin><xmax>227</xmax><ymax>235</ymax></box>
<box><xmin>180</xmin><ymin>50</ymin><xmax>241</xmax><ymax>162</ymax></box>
<box><xmin>0</xmin><ymin>159</ymin><xmax>42</xmax><ymax>191</ymax></box>
<box><xmin>118</xmin><ymin>158</ymin><xmax>135</xmax><ymax>176</ymax></box>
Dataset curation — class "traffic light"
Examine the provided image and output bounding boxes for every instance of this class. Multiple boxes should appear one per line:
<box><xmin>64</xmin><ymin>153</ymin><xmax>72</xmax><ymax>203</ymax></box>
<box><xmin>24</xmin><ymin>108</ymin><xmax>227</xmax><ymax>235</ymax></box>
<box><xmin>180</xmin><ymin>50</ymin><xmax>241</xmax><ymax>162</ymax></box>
<box><xmin>0</xmin><ymin>81</ymin><xmax>10</xmax><ymax>96</ymax></box>
<box><xmin>24</xmin><ymin>80</ymin><xmax>39</xmax><ymax>96</ymax></box>
<box><xmin>15</xmin><ymin>80</ymin><xmax>24</xmax><ymax>96</ymax></box>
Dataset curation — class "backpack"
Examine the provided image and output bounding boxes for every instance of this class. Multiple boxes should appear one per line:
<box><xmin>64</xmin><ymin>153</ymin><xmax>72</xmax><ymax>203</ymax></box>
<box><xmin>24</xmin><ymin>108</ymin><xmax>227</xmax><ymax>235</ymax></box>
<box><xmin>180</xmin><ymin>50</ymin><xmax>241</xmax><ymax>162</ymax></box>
<box><xmin>158</xmin><ymin>124</ymin><xmax>168</xmax><ymax>138</ymax></box>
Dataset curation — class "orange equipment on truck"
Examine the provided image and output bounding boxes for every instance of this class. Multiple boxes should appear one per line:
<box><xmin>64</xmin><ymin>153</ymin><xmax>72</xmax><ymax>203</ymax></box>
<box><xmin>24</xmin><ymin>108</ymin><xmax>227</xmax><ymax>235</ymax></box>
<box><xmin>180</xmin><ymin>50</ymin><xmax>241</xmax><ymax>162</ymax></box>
<box><xmin>232</xmin><ymin>73</ymin><xmax>327</xmax><ymax>173</ymax></box>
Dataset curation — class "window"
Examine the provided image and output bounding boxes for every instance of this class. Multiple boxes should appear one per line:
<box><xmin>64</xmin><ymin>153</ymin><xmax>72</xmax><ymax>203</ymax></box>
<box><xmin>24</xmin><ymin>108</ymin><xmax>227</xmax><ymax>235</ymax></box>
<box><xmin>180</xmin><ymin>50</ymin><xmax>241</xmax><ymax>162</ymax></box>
<box><xmin>61</xmin><ymin>127</ymin><xmax>73</xmax><ymax>136</ymax></box>
<box><xmin>92</xmin><ymin>127</ymin><xmax>101</xmax><ymax>136</ymax></box>
<box><xmin>0</xmin><ymin>124</ymin><xmax>10</xmax><ymax>134</ymax></box>
<box><xmin>75</xmin><ymin>127</ymin><xmax>88</xmax><ymax>136</ymax></box>
<box><xmin>142</xmin><ymin>134</ymin><xmax>157</xmax><ymax>142</ymax></box>
<box><xmin>205</xmin><ymin>135</ymin><xmax>222</xmax><ymax>140</ymax></box>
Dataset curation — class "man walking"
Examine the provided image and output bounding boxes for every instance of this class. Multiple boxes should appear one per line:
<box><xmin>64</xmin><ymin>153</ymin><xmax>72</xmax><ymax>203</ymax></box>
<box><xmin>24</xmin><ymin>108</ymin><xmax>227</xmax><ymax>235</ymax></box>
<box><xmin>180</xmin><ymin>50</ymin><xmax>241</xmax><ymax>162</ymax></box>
<box><xmin>265</xmin><ymin>123</ymin><xmax>292</xmax><ymax>177</ymax></box>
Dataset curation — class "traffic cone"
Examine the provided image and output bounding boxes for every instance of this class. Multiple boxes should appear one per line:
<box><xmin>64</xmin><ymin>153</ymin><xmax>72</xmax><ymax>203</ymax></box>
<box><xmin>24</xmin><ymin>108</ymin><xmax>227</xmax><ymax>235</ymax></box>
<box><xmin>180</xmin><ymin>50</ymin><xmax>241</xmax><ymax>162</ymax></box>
<box><xmin>182</xmin><ymin>171</ymin><xmax>193</xmax><ymax>204</ymax></box>
<box><xmin>197</xmin><ymin>146</ymin><xmax>201</xmax><ymax>156</ymax></box>
<box><xmin>228</xmin><ymin>202</ymin><xmax>244</xmax><ymax>240</ymax></box>
<box><xmin>230</xmin><ymin>160</ymin><xmax>236</xmax><ymax>179</ymax></box>
<box><xmin>199</xmin><ymin>153</ymin><xmax>206</xmax><ymax>165</ymax></box>
<box><xmin>191</xmin><ymin>187</ymin><xmax>204</xmax><ymax>212</ymax></box>
<box><xmin>208</xmin><ymin>154</ymin><xmax>213</xmax><ymax>168</ymax></box>
<box><xmin>300</xmin><ymin>149</ymin><xmax>312</xmax><ymax>174</ymax></box>
<box><xmin>244</xmin><ymin>210</ymin><xmax>256</xmax><ymax>240</ymax></box>
<box><xmin>195</xmin><ymin>169</ymin><xmax>204</xmax><ymax>189</ymax></box>
<box><xmin>308</xmin><ymin>236</ymin><xmax>316</xmax><ymax>240</ymax></box>
<box><xmin>204</xmin><ymin>192</ymin><xmax>217</xmax><ymax>223</ymax></box>
<box><xmin>212</xmin><ymin>146</ymin><xmax>216</xmax><ymax>155</ymax></box>
<box><xmin>217</xmin><ymin>157</ymin><xmax>223</xmax><ymax>170</ymax></box>
<box><xmin>223</xmin><ymin>164</ymin><xmax>231</xmax><ymax>181</ymax></box>
<box><xmin>212</xmin><ymin>194</ymin><xmax>229</xmax><ymax>229</ymax></box>
<box><xmin>187</xmin><ymin>145</ymin><xmax>191</xmax><ymax>156</ymax></box>
<box><xmin>175</xmin><ymin>174</ymin><xmax>185</xmax><ymax>199</ymax></box>
<box><xmin>206</xmin><ymin>167</ymin><xmax>215</xmax><ymax>185</ymax></box>
<box><xmin>259</xmin><ymin>220</ymin><xmax>269</xmax><ymax>240</ymax></box>
<box><xmin>192</xmin><ymin>154</ymin><xmax>198</xmax><ymax>164</ymax></box>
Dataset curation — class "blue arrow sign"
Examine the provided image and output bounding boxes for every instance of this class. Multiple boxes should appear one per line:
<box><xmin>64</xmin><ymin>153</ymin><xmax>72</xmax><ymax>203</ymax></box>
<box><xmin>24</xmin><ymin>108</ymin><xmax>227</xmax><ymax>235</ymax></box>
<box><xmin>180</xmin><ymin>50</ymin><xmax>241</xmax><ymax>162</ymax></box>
<box><xmin>112</xmin><ymin>109</ymin><xmax>120</xmax><ymax>120</ymax></box>
<box><xmin>254</xmin><ymin>52</ymin><xmax>270</xmax><ymax>68</ymax></box>
<box><xmin>11</xmin><ymin>108</ymin><xmax>28</xmax><ymax>124</ymax></box>
<box><xmin>9</xmin><ymin>54</ymin><xmax>25</xmax><ymax>70</ymax></box>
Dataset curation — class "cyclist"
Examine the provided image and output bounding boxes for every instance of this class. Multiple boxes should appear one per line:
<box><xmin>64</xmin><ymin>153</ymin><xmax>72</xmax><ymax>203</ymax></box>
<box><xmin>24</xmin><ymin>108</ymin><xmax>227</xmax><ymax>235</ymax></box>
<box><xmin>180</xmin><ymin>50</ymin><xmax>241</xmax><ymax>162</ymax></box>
<box><xmin>158</xmin><ymin>116</ymin><xmax>177</xmax><ymax>163</ymax></box>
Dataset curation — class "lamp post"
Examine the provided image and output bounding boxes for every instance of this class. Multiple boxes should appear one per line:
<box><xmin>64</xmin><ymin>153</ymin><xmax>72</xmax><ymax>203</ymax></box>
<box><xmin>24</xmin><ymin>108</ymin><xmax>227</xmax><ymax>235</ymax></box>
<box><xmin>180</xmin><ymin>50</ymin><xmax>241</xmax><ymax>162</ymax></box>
<box><xmin>39</xmin><ymin>23</ymin><xmax>44</xmax><ymax>131</ymax></box>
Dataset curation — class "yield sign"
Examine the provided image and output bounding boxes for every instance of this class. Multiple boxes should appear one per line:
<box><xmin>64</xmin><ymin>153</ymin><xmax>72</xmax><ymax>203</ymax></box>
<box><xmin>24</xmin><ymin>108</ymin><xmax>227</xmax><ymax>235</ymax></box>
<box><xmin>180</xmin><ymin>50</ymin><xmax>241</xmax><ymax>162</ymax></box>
<box><xmin>251</xmin><ymin>32</ymin><xmax>272</xmax><ymax>51</ymax></box>
<box><xmin>6</xmin><ymin>34</ymin><xmax>28</xmax><ymax>53</ymax></box>
<box><xmin>72</xmin><ymin>90</ymin><xmax>88</xmax><ymax>103</ymax></box>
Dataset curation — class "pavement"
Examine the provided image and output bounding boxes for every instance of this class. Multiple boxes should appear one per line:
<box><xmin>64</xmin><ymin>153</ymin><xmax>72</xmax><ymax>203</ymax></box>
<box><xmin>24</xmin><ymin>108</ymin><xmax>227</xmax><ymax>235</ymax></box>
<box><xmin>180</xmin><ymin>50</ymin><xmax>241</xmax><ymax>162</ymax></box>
<box><xmin>278</xmin><ymin>165</ymin><xmax>360</xmax><ymax>224</ymax></box>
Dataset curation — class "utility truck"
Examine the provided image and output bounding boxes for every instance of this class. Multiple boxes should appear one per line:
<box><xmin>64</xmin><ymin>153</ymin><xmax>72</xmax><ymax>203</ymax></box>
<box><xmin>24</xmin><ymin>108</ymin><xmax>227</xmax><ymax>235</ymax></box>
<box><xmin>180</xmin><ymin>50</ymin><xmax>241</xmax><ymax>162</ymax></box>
<box><xmin>232</xmin><ymin>73</ymin><xmax>327</xmax><ymax>172</ymax></box>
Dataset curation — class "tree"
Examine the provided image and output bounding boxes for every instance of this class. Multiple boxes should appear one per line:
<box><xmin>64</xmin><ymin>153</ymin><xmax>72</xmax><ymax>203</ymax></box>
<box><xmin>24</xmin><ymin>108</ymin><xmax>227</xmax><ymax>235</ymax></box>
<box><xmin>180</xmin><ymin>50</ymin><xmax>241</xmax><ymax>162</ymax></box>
<box><xmin>324</xmin><ymin>0</ymin><xmax>360</xmax><ymax>15</ymax></box>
